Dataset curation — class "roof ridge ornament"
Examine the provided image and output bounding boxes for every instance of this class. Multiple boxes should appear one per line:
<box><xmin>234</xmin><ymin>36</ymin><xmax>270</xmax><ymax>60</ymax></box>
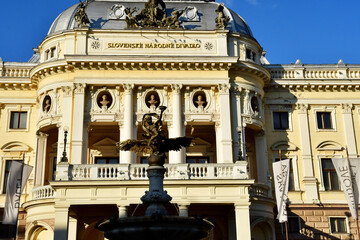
<box><xmin>125</xmin><ymin>0</ymin><xmax>184</xmax><ymax>29</ymax></box>
<box><xmin>75</xmin><ymin>0</ymin><xmax>90</xmax><ymax>28</ymax></box>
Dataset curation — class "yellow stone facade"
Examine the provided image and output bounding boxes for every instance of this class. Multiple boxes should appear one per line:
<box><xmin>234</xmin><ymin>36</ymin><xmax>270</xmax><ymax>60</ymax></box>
<box><xmin>0</xmin><ymin>1</ymin><xmax>359</xmax><ymax>240</ymax></box>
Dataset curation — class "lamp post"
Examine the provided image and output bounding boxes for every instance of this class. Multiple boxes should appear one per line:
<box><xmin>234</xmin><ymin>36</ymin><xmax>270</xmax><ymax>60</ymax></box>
<box><xmin>60</xmin><ymin>127</ymin><xmax>69</xmax><ymax>162</ymax></box>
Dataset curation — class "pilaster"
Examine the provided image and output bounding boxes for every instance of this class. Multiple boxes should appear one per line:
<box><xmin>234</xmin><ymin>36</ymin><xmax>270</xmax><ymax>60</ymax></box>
<box><xmin>71</xmin><ymin>83</ymin><xmax>86</xmax><ymax>164</ymax></box>
<box><xmin>169</xmin><ymin>84</ymin><xmax>184</xmax><ymax>164</ymax></box>
<box><xmin>121</xmin><ymin>84</ymin><xmax>135</xmax><ymax>164</ymax></box>
<box><xmin>54</xmin><ymin>206</ymin><xmax>70</xmax><ymax>240</ymax></box>
<box><xmin>297</xmin><ymin>103</ymin><xmax>319</xmax><ymax>203</ymax></box>
<box><xmin>342</xmin><ymin>104</ymin><xmax>357</xmax><ymax>158</ymax></box>
<box><xmin>217</xmin><ymin>84</ymin><xmax>233</xmax><ymax>163</ymax></box>
<box><xmin>34</xmin><ymin>132</ymin><xmax>48</xmax><ymax>186</ymax></box>
<box><xmin>234</xmin><ymin>203</ymin><xmax>251</xmax><ymax>240</ymax></box>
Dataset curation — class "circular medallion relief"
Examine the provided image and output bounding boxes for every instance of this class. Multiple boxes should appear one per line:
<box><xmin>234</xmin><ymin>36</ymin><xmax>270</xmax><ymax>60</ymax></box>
<box><xmin>42</xmin><ymin>95</ymin><xmax>52</xmax><ymax>113</ymax></box>
<box><xmin>97</xmin><ymin>91</ymin><xmax>113</xmax><ymax>109</ymax></box>
<box><xmin>145</xmin><ymin>91</ymin><xmax>160</xmax><ymax>109</ymax></box>
<box><xmin>193</xmin><ymin>91</ymin><xmax>207</xmax><ymax>109</ymax></box>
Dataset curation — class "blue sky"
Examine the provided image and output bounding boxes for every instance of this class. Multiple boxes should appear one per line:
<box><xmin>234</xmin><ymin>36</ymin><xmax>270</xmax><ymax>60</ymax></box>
<box><xmin>0</xmin><ymin>0</ymin><xmax>359</xmax><ymax>64</ymax></box>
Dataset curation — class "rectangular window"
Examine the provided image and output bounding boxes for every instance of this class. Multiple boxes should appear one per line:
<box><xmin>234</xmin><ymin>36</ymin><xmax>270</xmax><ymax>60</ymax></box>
<box><xmin>9</xmin><ymin>112</ymin><xmax>27</xmax><ymax>129</ymax></box>
<box><xmin>317</xmin><ymin>112</ymin><xmax>332</xmax><ymax>129</ymax></box>
<box><xmin>322</xmin><ymin>158</ymin><xmax>340</xmax><ymax>191</ymax></box>
<box><xmin>95</xmin><ymin>157</ymin><xmax>119</xmax><ymax>164</ymax></box>
<box><xmin>186</xmin><ymin>156</ymin><xmax>209</xmax><ymax>164</ymax></box>
<box><xmin>3</xmin><ymin>160</ymin><xmax>22</xmax><ymax>194</ymax></box>
<box><xmin>273</xmin><ymin>112</ymin><xmax>289</xmax><ymax>130</ymax></box>
<box><xmin>246</xmin><ymin>49</ymin><xmax>251</xmax><ymax>59</ymax></box>
<box><xmin>275</xmin><ymin>159</ymin><xmax>295</xmax><ymax>191</ymax></box>
<box><xmin>330</xmin><ymin>217</ymin><xmax>347</xmax><ymax>233</ymax></box>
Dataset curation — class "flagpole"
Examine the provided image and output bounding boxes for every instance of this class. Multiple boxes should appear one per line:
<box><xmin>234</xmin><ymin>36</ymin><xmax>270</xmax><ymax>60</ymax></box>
<box><xmin>279</xmin><ymin>149</ymin><xmax>289</xmax><ymax>240</ymax></box>
<box><xmin>346</xmin><ymin>147</ymin><xmax>360</xmax><ymax>240</ymax></box>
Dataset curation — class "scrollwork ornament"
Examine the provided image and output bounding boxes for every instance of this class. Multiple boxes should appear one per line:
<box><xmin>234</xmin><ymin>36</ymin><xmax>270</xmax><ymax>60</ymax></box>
<box><xmin>123</xmin><ymin>84</ymin><xmax>135</xmax><ymax>94</ymax></box>
<box><xmin>61</xmin><ymin>86</ymin><xmax>73</xmax><ymax>97</ymax></box>
<box><xmin>218</xmin><ymin>83</ymin><xmax>230</xmax><ymax>94</ymax></box>
<box><xmin>171</xmin><ymin>84</ymin><xmax>183</xmax><ymax>94</ymax></box>
<box><xmin>74</xmin><ymin>83</ymin><xmax>86</xmax><ymax>94</ymax></box>
<box><xmin>297</xmin><ymin>103</ymin><xmax>308</xmax><ymax>114</ymax></box>
<box><xmin>342</xmin><ymin>103</ymin><xmax>353</xmax><ymax>114</ymax></box>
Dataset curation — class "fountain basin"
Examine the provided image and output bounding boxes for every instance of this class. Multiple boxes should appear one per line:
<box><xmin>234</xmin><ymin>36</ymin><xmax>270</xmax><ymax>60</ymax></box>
<box><xmin>96</xmin><ymin>215</ymin><xmax>213</xmax><ymax>240</ymax></box>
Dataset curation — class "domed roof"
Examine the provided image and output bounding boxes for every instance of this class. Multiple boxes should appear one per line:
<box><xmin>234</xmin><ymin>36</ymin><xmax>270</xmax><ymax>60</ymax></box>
<box><xmin>48</xmin><ymin>0</ymin><xmax>253</xmax><ymax>37</ymax></box>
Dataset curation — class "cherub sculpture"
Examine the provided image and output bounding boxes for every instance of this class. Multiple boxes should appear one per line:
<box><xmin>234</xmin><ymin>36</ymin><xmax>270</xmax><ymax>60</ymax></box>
<box><xmin>215</xmin><ymin>4</ymin><xmax>230</xmax><ymax>30</ymax></box>
<box><xmin>117</xmin><ymin>106</ymin><xmax>193</xmax><ymax>166</ymax></box>
<box><xmin>75</xmin><ymin>0</ymin><xmax>90</xmax><ymax>28</ymax></box>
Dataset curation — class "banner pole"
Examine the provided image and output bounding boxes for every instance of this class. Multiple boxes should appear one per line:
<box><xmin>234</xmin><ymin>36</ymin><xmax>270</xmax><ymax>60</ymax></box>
<box><xmin>285</xmin><ymin>221</ymin><xmax>289</xmax><ymax>240</ymax></box>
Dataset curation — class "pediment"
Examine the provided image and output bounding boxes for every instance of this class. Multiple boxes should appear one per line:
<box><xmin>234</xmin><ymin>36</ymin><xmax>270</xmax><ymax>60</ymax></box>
<box><xmin>316</xmin><ymin>141</ymin><xmax>343</xmax><ymax>151</ymax></box>
<box><xmin>271</xmin><ymin>141</ymin><xmax>297</xmax><ymax>151</ymax></box>
<box><xmin>92</xmin><ymin>138</ymin><xmax>117</xmax><ymax>148</ymax></box>
<box><xmin>1</xmin><ymin>141</ymin><xmax>31</xmax><ymax>152</ymax></box>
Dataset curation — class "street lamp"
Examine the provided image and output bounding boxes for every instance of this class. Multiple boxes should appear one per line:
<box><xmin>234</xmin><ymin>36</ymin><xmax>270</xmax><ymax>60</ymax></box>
<box><xmin>60</xmin><ymin>126</ymin><xmax>69</xmax><ymax>162</ymax></box>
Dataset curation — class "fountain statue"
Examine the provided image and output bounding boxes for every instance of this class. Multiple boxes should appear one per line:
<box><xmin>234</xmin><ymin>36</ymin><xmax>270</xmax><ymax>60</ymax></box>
<box><xmin>96</xmin><ymin>106</ymin><xmax>213</xmax><ymax>240</ymax></box>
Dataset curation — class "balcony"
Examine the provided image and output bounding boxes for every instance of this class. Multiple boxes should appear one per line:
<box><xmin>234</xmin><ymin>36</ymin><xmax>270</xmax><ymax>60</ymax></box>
<box><xmin>56</xmin><ymin>162</ymin><xmax>248</xmax><ymax>181</ymax></box>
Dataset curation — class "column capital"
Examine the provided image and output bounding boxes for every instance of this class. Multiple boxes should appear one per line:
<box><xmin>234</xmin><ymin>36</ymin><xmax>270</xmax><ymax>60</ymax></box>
<box><xmin>218</xmin><ymin>83</ymin><xmax>230</xmax><ymax>94</ymax></box>
<box><xmin>61</xmin><ymin>86</ymin><xmax>74</xmax><ymax>97</ymax></box>
<box><xmin>342</xmin><ymin>103</ymin><xmax>353</xmax><ymax>114</ymax></box>
<box><xmin>73</xmin><ymin>83</ymin><xmax>86</xmax><ymax>94</ymax></box>
<box><xmin>171</xmin><ymin>84</ymin><xmax>183</xmax><ymax>94</ymax></box>
<box><xmin>297</xmin><ymin>103</ymin><xmax>309</xmax><ymax>114</ymax></box>
<box><xmin>37</xmin><ymin>132</ymin><xmax>49</xmax><ymax>138</ymax></box>
<box><xmin>123</xmin><ymin>84</ymin><xmax>135</xmax><ymax>94</ymax></box>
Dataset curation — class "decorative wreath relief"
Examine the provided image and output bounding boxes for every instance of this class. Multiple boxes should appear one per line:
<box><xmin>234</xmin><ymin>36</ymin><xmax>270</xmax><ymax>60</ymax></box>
<box><xmin>204</xmin><ymin>42</ymin><xmax>213</xmax><ymax>51</ymax></box>
<box><xmin>91</xmin><ymin>41</ymin><xmax>100</xmax><ymax>49</ymax></box>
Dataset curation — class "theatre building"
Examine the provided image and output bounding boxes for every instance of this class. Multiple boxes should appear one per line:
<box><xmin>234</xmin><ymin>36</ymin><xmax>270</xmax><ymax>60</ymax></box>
<box><xmin>0</xmin><ymin>0</ymin><xmax>359</xmax><ymax>239</ymax></box>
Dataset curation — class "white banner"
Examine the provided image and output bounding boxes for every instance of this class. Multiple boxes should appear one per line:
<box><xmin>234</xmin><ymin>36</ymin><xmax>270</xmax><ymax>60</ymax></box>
<box><xmin>2</xmin><ymin>161</ymin><xmax>33</xmax><ymax>225</ymax></box>
<box><xmin>273</xmin><ymin>159</ymin><xmax>290</xmax><ymax>223</ymax></box>
<box><xmin>332</xmin><ymin>158</ymin><xmax>359</xmax><ymax>220</ymax></box>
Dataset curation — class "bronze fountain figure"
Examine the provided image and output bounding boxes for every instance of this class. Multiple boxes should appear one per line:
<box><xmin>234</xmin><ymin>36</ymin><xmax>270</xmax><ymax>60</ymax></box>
<box><xmin>96</xmin><ymin>106</ymin><xmax>213</xmax><ymax>240</ymax></box>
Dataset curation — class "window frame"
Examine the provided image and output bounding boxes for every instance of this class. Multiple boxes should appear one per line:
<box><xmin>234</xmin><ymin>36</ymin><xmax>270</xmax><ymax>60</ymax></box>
<box><xmin>313</xmin><ymin>107</ymin><xmax>337</xmax><ymax>132</ymax></box>
<box><xmin>329</xmin><ymin>217</ymin><xmax>349</xmax><ymax>234</ymax></box>
<box><xmin>271</xmin><ymin>111</ymin><xmax>291</xmax><ymax>131</ymax></box>
<box><xmin>186</xmin><ymin>156</ymin><xmax>209</xmax><ymax>164</ymax></box>
<box><xmin>272</xmin><ymin>154</ymin><xmax>300</xmax><ymax>191</ymax></box>
<box><xmin>318</xmin><ymin>155</ymin><xmax>343</xmax><ymax>191</ymax></box>
<box><xmin>6</xmin><ymin>106</ymin><xmax>31</xmax><ymax>132</ymax></box>
<box><xmin>1</xmin><ymin>158</ymin><xmax>24</xmax><ymax>194</ymax></box>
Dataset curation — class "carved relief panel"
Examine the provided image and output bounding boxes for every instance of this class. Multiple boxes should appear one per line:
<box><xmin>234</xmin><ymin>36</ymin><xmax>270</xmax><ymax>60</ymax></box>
<box><xmin>184</xmin><ymin>87</ymin><xmax>217</xmax><ymax>122</ymax></box>
<box><xmin>38</xmin><ymin>89</ymin><xmax>61</xmax><ymax>127</ymax></box>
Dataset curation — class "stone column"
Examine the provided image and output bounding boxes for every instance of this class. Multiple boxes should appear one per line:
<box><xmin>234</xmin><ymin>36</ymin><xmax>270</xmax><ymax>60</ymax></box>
<box><xmin>120</xmin><ymin>84</ymin><xmax>135</xmax><ymax>164</ymax></box>
<box><xmin>118</xmin><ymin>206</ymin><xmax>128</xmax><ymax>218</ymax></box>
<box><xmin>54</xmin><ymin>206</ymin><xmax>70</xmax><ymax>240</ymax></box>
<box><xmin>169</xmin><ymin>84</ymin><xmax>184</xmax><ymax>164</ymax></box>
<box><xmin>297</xmin><ymin>104</ymin><xmax>319</xmax><ymax>203</ymax></box>
<box><xmin>342</xmin><ymin>104</ymin><xmax>357</xmax><ymax>158</ymax></box>
<box><xmin>255</xmin><ymin>131</ymin><xmax>268</xmax><ymax>184</ymax></box>
<box><xmin>58</xmin><ymin>86</ymin><xmax>73</xmax><ymax>163</ymax></box>
<box><xmin>71</xmin><ymin>83</ymin><xmax>86</xmax><ymax>164</ymax></box>
<box><xmin>217</xmin><ymin>84</ymin><xmax>234</xmax><ymax>163</ymax></box>
<box><xmin>34</xmin><ymin>132</ymin><xmax>48</xmax><ymax>186</ymax></box>
<box><xmin>68</xmin><ymin>216</ymin><xmax>77</xmax><ymax>240</ymax></box>
<box><xmin>234</xmin><ymin>203</ymin><xmax>251</xmax><ymax>240</ymax></box>
<box><xmin>178</xmin><ymin>204</ymin><xmax>189</xmax><ymax>217</ymax></box>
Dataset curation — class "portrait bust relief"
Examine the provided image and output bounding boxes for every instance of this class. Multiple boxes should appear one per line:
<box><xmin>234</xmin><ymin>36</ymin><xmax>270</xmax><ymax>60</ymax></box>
<box><xmin>145</xmin><ymin>91</ymin><xmax>160</xmax><ymax>110</ymax></box>
<box><xmin>97</xmin><ymin>91</ymin><xmax>113</xmax><ymax>110</ymax></box>
<box><xmin>43</xmin><ymin>95</ymin><xmax>52</xmax><ymax>113</ymax></box>
<box><xmin>193</xmin><ymin>91</ymin><xmax>207</xmax><ymax>110</ymax></box>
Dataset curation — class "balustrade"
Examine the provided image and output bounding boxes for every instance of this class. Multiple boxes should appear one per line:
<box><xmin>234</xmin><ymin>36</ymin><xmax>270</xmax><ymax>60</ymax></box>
<box><xmin>62</xmin><ymin>163</ymin><xmax>248</xmax><ymax>181</ymax></box>
<box><xmin>32</xmin><ymin>185</ymin><xmax>55</xmax><ymax>200</ymax></box>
